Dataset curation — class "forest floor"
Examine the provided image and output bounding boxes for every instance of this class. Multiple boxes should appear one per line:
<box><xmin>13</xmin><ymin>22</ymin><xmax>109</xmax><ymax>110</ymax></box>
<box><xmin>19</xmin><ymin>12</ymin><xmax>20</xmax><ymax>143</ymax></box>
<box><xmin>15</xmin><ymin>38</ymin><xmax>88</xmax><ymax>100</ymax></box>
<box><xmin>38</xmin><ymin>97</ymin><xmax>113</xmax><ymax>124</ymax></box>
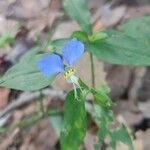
<box><xmin>0</xmin><ymin>0</ymin><xmax>150</xmax><ymax>149</ymax></box>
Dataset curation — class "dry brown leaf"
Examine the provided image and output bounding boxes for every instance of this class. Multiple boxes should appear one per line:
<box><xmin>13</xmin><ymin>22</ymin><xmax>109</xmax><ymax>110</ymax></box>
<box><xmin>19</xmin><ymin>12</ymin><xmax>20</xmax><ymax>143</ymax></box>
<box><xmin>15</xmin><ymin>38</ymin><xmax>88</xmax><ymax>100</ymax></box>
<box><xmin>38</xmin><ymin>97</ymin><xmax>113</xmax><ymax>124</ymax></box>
<box><xmin>84</xmin><ymin>130</ymin><xmax>97</xmax><ymax>150</ymax></box>
<box><xmin>0</xmin><ymin>128</ymin><xmax>20</xmax><ymax>150</ymax></box>
<box><xmin>0</xmin><ymin>88</ymin><xmax>10</xmax><ymax>109</ymax></box>
<box><xmin>5</xmin><ymin>0</ymin><xmax>62</xmax><ymax>36</ymax></box>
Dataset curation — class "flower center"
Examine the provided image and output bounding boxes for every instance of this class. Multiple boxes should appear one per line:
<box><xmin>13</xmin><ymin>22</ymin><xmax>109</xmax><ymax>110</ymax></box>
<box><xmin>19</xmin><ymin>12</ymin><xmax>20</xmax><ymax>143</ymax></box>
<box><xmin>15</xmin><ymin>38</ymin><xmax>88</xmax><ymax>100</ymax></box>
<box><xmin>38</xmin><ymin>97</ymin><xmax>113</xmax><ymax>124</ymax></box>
<box><xmin>63</xmin><ymin>68</ymin><xmax>76</xmax><ymax>78</ymax></box>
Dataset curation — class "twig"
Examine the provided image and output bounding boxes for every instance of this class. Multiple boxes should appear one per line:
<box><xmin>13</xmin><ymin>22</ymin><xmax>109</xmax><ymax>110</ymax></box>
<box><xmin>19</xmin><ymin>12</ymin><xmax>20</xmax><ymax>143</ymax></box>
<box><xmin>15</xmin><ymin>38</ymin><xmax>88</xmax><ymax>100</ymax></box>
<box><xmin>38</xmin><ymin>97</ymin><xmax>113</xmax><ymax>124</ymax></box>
<box><xmin>0</xmin><ymin>89</ymin><xmax>65</xmax><ymax>118</ymax></box>
<box><xmin>0</xmin><ymin>109</ymin><xmax>63</xmax><ymax>134</ymax></box>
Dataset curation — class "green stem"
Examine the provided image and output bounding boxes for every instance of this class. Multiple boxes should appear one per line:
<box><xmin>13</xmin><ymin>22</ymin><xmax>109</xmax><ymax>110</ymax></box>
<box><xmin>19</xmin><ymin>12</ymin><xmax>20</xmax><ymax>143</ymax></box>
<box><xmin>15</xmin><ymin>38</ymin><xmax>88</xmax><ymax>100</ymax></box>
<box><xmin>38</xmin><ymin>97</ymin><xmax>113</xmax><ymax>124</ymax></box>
<box><xmin>38</xmin><ymin>91</ymin><xmax>45</xmax><ymax>116</ymax></box>
<box><xmin>47</xmin><ymin>109</ymin><xmax>63</xmax><ymax>116</ymax></box>
<box><xmin>90</xmin><ymin>54</ymin><xmax>95</xmax><ymax>88</ymax></box>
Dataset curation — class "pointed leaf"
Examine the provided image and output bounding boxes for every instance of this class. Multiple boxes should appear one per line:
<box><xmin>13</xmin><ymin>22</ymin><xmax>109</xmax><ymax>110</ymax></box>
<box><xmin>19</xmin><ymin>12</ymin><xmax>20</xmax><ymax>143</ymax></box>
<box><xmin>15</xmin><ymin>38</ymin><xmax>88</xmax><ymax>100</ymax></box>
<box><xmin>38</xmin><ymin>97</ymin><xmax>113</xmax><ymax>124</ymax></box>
<box><xmin>0</xmin><ymin>53</ymin><xmax>56</xmax><ymax>91</ymax></box>
<box><xmin>63</xmin><ymin>0</ymin><xmax>92</xmax><ymax>34</ymax></box>
<box><xmin>61</xmin><ymin>90</ymin><xmax>87</xmax><ymax>150</ymax></box>
<box><xmin>72</xmin><ymin>31</ymin><xmax>89</xmax><ymax>42</ymax></box>
<box><xmin>110</xmin><ymin>124</ymin><xmax>133</xmax><ymax>149</ymax></box>
<box><xmin>92</xmin><ymin>104</ymin><xmax>133</xmax><ymax>150</ymax></box>
<box><xmin>122</xmin><ymin>16</ymin><xmax>150</xmax><ymax>44</ymax></box>
<box><xmin>92</xmin><ymin>89</ymin><xmax>115</xmax><ymax>108</ymax></box>
<box><xmin>86</xmin><ymin>30</ymin><xmax>150</xmax><ymax>66</ymax></box>
<box><xmin>89</xmin><ymin>32</ymin><xmax>108</xmax><ymax>42</ymax></box>
<box><xmin>48</xmin><ymin>38</ymin><xmax>68</xmax><ymax>54</ymax></box>
<box><xmin>92</xmin><ymin>104</ymin><xmax>113</xmax><ymax>148</ymax></box>
<box><xmin>20</xmin><ymin>47</ymin><xmax>40</xmax><ymax>63</ymax></box>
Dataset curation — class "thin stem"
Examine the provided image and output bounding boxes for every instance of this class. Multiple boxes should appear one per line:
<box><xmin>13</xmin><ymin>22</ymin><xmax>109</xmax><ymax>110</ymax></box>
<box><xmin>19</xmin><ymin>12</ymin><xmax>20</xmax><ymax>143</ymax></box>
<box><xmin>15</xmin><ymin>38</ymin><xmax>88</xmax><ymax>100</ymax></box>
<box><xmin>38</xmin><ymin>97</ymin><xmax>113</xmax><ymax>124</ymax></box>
<box><xmin>37</xmin><ymin>91</ymin><xmax>45</xmax><ymax>116</ymax></box>
<box><xmin>90</xmin><ymin>54</ymin><xmax>95</xmax><ymax>89</ymax></box>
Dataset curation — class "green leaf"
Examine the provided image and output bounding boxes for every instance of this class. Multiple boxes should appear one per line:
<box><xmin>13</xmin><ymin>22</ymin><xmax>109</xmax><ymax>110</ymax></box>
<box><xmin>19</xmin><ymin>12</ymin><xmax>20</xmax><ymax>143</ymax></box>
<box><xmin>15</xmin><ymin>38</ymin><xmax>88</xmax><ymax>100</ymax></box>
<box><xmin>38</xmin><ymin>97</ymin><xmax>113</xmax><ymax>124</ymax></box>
<box><xmin>78</xmin><ymin>79</ymin><xmax>115</xmax><ymax>108</ymax></box>
<box><xmin>63</xmin><ymin>0</ymin><xmax>92</xmax><ymax>34</ymax></box>
<box><xmin>92</xmin><ymin>104</ymin><xmax>113</xmax><ymax>148</ymax></box>
<box><xmin>49</xmin><ymin>114</ymin><xmax>63</xmax><ymax>137</ymax></box>
<box><xmin>0</xmin><ymin>53</ymin><xmax>56</xmax><ymax>91</ymax></box>
<box><xmin>110</xmin><ymin>124</ymin><xmax>133</xmax><ymax>149</ymax></box>
<box><xmin>60</xmin><ymin>90</ymin><xmax>87</xmax><ymax>150</ymax></box>
<box><xmin>3</xmin><ymin>47</ymin><xmax>41</xmax><ymax>78</ymax></box>
<box><xmin>20</xmin><ymin>46</ymin><xmax>41</xmax><ymax>63</ymax></box>
<box><xmin>93</xmin><ymin>104</ymin><xmax>113</xmax><ymax>127</ymax></box>
<box><xmin>89</xmin><ymin>32</ymin><xmax>108</xmax><ymax>42</ymax></box>
<box><xmin>122</xmin><ymin>16</ymin><xmax>150</xmax><ymax>45</ymax></box>
<box><xmin>48</xmin><ymin>38</ymin><xmax>68</xmax><ymax>54</ymax></box>
<box><xmin>86</xmin><ymin>30</ymin><xmax>150</xmax><ymax>66</ymax></box>
<box><xmin>92</xmin><ymin>89</ymin><xmax>115</xmax><ymax>108</ymax></box>
<box><xmin>92</xmin><ymin>104</ymin><xmax>133</xmax><ymax>150</ymax></box>
<box><xmin>0</xmin><ymin>72</ymin><xmax>55</xmax><ymax>91</ymax></box>
<box><xmin>97</xmin><ymin>85</ymin><xmax>111</xmax><ymax>94</ymax></box>
<box><xmin>0</xmin><ymin>33</ymin><xmax>14</xmax><ymax>48</ymax></box>
<box><xmin>71</xmin><ymin>31</ymin><xmax>89</xmax><ymax>42</ymax></box>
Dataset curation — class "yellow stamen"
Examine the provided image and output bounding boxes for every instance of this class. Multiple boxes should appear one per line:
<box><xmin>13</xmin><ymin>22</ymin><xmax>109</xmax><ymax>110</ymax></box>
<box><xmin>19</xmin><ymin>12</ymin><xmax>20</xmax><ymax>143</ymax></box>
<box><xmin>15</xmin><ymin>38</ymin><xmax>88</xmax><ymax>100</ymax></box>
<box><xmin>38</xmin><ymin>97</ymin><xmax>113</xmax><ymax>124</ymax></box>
<box><xmin>63</xmin><ymin>68</ymin><xmax>76</xmax><ymax>78</ymax></box>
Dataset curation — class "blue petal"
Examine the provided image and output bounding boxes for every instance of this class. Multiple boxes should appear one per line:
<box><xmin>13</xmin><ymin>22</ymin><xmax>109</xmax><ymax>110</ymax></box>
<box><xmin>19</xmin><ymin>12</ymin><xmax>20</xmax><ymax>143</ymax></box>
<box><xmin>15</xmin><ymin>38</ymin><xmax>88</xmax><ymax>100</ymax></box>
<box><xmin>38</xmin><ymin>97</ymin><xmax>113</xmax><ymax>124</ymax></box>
<box><xmin>62</xmin><ymin>38</ymin><xmax>84</xmax><ymax>66</ymax></box>
<box><xmin>37</xmin><ymin>54</ymin><xmax>64</xmax><ymax>76</ymax></box>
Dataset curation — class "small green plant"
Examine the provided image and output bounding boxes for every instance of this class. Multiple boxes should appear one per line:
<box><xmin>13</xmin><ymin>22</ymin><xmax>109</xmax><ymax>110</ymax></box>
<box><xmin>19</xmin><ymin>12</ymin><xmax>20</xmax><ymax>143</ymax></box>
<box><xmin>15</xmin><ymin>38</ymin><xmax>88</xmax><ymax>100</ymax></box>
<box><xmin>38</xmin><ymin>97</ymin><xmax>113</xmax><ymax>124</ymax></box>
<box><xmin>0</xmin><ymin>0</ymin><xmax>150</xmax><ymax>149</ymax></box>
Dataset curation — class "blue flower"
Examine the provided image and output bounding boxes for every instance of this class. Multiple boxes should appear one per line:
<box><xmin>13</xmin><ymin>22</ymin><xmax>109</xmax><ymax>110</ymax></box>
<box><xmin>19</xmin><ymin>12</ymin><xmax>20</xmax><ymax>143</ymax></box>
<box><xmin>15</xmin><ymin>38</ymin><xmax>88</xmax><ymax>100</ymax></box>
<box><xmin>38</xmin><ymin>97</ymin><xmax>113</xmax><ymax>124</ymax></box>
<box><xmin>37</xmin><ymin>38</ymin><xmax>84</xmax><ymax>77</ymax></box>
<box><xmin>62</xmin><ymin>38</ymin><xmax>84</xmax><ymax>66</ymax></box>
